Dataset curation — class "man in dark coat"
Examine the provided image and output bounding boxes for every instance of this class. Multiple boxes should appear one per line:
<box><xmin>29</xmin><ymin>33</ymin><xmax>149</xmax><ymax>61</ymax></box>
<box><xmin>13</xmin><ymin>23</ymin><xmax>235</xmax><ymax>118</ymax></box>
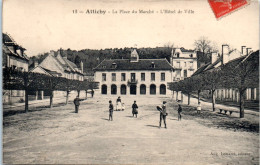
<box><xmin>159</xmin><ymin>101</ymin><xmax>167</xmax><ymax>129</ymax></box>
<box><xmin>73</xmin><ymin>96</ymin><xmax>83</xmax><ymax>113</ymax></box>
<box><xmin>132</xmin><ymin>100</ymin><xmax>138</xmax><ymax>118</ymax></box>
<box><xmin>109</xmin><ymin>100</ymin><xmax>114</xmax><ymax>121</ymax></box>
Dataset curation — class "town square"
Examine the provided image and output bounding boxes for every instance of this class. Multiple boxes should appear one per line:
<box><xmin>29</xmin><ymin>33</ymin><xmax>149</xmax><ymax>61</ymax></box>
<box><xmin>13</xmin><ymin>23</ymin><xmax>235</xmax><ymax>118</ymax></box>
<box><xmin>2</xmin><ymin>0</ymin><xmax>259</xmax><ymax>164</ymax></box>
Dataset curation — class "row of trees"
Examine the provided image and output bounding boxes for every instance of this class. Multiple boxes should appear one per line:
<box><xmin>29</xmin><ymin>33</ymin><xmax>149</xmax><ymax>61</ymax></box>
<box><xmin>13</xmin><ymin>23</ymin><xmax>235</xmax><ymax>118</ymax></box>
<box><xmin>3</xmin><ymin>66</ymin><xmax>99</xmax><ymax>112</ymax></box>
<box><xmin>168</xmin><ymin>50</ymin><xmax>259</xmax><ymax>118</ymax></box>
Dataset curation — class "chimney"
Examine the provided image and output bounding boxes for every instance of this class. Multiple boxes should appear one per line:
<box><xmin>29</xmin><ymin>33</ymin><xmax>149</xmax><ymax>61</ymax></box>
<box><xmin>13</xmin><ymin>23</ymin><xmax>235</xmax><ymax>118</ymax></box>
<box><xmin>34</xmin><ymin>61</ymin><xmax>38</xmax><ymax>67</ymax></box>
<box><xmin>50</xmin><ymin>50</ymin><xmax>55</xmax><ymax>56</ymax></box>
<box><xmin>211</xmin><ymin>52</ymin><xmax>218</xmax><ymax>64</ymax></box>
<box><xmin>222</xmin><ymin>45</ymin><xmax>229</xmax><ymax>65</ymax></box>
<box><xmin>80</xmin><ymin>61</ymin><xmax>84</xmax><ymax>73</ymax></box>
<box><xmin>241</xmin><ymin>46</ymin><xmax>247</xmax><ymax>56</ymax></box>
<box><xmin>246</xmin><ymin>48</ymin><xmax>252</xmax><ymax>55</ymax></box>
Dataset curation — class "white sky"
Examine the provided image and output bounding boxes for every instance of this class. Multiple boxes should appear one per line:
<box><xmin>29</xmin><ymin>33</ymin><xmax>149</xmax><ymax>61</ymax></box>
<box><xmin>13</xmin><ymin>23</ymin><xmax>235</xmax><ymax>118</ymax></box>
<box><xmin>3</xmin><ymin>0</ymin><xmax>259</xmax><ymax>57</ymax></box>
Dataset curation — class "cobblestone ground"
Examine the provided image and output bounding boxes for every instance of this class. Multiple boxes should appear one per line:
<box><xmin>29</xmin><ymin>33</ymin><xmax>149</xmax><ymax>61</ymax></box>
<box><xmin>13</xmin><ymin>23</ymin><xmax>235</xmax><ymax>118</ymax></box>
<box><xmin>3</xmin><ymin>95</ymin><xmax>259</xmax><ymax>164</ymax></box>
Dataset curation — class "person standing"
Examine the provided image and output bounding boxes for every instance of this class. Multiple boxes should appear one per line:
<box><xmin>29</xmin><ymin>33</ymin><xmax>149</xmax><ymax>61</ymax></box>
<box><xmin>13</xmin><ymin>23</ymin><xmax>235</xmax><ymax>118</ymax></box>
<box><xmin>91</xmin><ymin>90</ymin><xmax>94</xmax><ymax>98</ymax></box>
<box><xmin>197</xmin><ymin>102</ymin><xmax>201</xmax><ymax>114</ymax></box>
<box><xmin>177</xmin><ymin>103</ymin><xmax>182</xmax><ymax>121</ymax></box>
<box><xmin>109</xmin><ymin>100</ymin><xmax>114</xmax><ymax>121</ymax></box>
<box><xmin>159</xmin><ymin>101</ymin><xmax>167</xmax><ymax>129</ymax></box>
<box><xmin>116</xmin><ymin>96</ymin><xmax>122</xmax><ymax>111</ymax></box>
<box><xmin>73</xmin><ymin>96</ymin><xmax>83</xmax><ymax>113</ymax></box>
<box><xmin>132</xmin><ymin>101</ymin><xmax>138</xmax><ymax>118</ymax></box>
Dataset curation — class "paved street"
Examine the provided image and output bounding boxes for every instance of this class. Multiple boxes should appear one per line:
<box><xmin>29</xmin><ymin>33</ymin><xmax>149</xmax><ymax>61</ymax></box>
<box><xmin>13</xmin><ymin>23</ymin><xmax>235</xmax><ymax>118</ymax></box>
<box><xmin>3</xmin><ymin>95</ymin><xmax>259</xmax><ymax>164</ymax></box>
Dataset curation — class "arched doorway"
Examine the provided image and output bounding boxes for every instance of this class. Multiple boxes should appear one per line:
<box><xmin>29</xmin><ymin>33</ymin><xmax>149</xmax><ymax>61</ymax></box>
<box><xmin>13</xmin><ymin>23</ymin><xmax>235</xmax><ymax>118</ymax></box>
<box><xmin>130</xmin><ymin>85</ymin><xmax>136</xmax><ymax>95</ymax></box>
<box><xmin>140</xmin><ymin>84</ymin><xmax>146</xmax><ymax>95</ymax></box>
<box><xmin>101</xmin><ymin>85</ymin><xmax>107</xmax><ymax>94</ymax></box>
<box><xmin>160</xmin><ymin>84</ymin><xmax>166</xmax><ymax>95</ymax></box>
<box><xmin>150</xmin><ymin>84</ymin><xmax>156</xmax><ymax>95</ymax></box>
<box><xmin>111</xmin><ymin>84</ymin><xmax>117</xmax><ymax>95</ymax></box>
<box><xmin>121</xmin><ymin>84</ymin><xmax>127</xmax><ymax>95</ymax></box>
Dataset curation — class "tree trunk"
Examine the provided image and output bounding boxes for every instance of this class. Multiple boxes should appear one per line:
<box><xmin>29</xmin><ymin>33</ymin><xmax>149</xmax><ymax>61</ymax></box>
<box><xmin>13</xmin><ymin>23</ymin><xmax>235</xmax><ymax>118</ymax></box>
<box><xmin>77</xmin><ymin>90</ymin><xmax>80</xmax><ymax>97</ymax></box>
<box><xmin>181</xmin><ymin>92</ymin><xmax>183</xmax><ymax>103</ymax></box>
<box><xmin>85</xmin><ymin>90</ymin><xmax>88</xmax><ymax>99</ymax></box>
<box><xmin>176</xmin><ymin>91</ymin><xmax>179</xmax><ymax>101</ymax></box>
<box><xmin>198</xmin><ymin>90</ymin><xmax>201</xmax><ymax>104</ymax></box>
<box><xmin>211</xmin><ymin>89</ymin><xmax>215</xmax><ymax>111</ymax></box>
<box><xmin>25</xmin><ymin>89</ymin><xmax>29</xmax><ymax>113</ymax></box>
<box><xmin>50</xmin><ymin>90</ymin><xmax>53</xmax><ymax>108</ymax></box>
<box><xmin>188</xmin><ymin>93</ymin><xmax>190</xmax><ymax>105</ymax></box>
<box><xmin>239</xmin><ymin>89</ymin><xmax>246</xmax><ymax>118</ymax></box>
<box><xmin>65</xmin><ymin>91</ymin><xmax>70</xmax><ymax>105</ymax></box>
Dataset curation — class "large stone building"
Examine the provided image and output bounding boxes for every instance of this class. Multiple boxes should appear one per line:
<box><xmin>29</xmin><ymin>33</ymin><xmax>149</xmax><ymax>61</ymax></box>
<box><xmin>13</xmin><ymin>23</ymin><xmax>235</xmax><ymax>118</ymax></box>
<box><xmin>93</xmin><ymin>49</ymin><xmax>175</xmax><ymax>96</ymax></box>
<box><xmin>2</xmin><ymin>33</ymin><xmax>29</xmax><ymax>103</ymax></box>
<box><xmin>170</xmin><ymin>47</ymin><xmax>197</xmax><ymax>82</ymax></box>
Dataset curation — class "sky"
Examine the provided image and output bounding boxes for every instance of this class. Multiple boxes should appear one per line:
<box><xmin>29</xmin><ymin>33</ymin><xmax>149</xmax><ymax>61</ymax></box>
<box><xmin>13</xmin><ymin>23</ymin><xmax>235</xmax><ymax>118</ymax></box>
<box><xmin>2</xmin><ymin>0</ymin><xmax>259</xmax><ymax>57</ymax></box>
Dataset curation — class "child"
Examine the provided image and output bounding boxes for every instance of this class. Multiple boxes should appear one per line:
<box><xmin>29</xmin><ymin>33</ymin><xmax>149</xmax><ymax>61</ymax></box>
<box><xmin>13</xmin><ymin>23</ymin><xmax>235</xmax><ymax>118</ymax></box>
<box><xmin>197</xmin><ymin>102</ymin><xmax>201</xmax><ymax>114</ymax></box>
<box><xmin>109</xmin><ymin>100</ymin><xmax>114</xmax><ymax>121</ymax></box>
<box><xmin>177</xmin><ymin>103</ymin><xmax>182</xmax><ymax>121</ymax></box>
<box><xmin>122</xmin><ymin>103</ymin><xmax>125</xmax><ymax>111</ymax></box>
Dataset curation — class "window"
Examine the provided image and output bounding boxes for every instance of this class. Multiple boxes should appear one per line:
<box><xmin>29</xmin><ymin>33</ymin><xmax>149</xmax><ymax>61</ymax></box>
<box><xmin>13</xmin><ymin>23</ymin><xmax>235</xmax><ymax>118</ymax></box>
<box><xmin>151</xmin><ymin>73</ymin><xmax>155</xmax><ymax>81</ymax></box>
<box><xmin>176</xmin><ymin>70</ymin><xmax>181</xmax><ymax>77</ymax></box>
<box><xmin>102</xmin><ymin>73</ymin><xmax>106</xmax><ymax>81</ymax></box>
<box><xmin>141</xmin><ymin>73</ymin><xmax>145</xmax><ymax>81</ymax></box>
<box><xmin>190</xmin><ymin>54</ymin><xmax>193</xmax><ymax>57</ymax></box>
<box><xmin>131</xmin><ymin>73</ymin><xmax>136</xmax><ymax>82</ymax></box>
<box><xmin>121</xmin><ymin>73</ymin><xmax>126</xmax><ymax>81</ymax></box>
<box><xmin>112</xmin><ymin>73</ymin><xmax>116</xmax><ymax>81</ymax></box>
<box><xmin>151</xmin><ymin>62</ymin><xmax>155</xmax><ymax>68</ymax></box>
<box><xmin>176</xmin><ymin>62</ymin><xmax>180</xmax><ymax>68</ymax></box>
<box><xmin>112</xmin><ymin>63</ymin><xmax>117</xmax><ymax>69</ymax></box>
<box><xmin>161</xmin><ymin>73</ymin><xmax>165</xmax><ymax>81</ymax></box>
<box><xmin>176</xmin><ymin>52</ymin><xmax>180</xmax><ymax>58</ymax></box>
<box><xmin>184</xmin><ymin>70</ymin><xmax>187</xmax><ymax>78</ymax></box>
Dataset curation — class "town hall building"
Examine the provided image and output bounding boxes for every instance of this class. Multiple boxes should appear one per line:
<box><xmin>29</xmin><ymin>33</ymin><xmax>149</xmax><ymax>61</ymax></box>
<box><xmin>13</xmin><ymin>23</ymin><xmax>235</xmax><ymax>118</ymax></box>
<box><xmin>93</xmin><ymin>49</ymin><xmax>175</xmax><ymax>96</ymax></box>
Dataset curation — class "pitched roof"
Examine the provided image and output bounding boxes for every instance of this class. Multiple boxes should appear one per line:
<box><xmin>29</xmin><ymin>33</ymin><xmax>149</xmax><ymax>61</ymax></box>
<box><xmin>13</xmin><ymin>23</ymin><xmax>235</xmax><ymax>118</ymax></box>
<box><xmin>93</xmin><ymin>59</ymin><xmax>174</xmax><ymax>71</ymax></box>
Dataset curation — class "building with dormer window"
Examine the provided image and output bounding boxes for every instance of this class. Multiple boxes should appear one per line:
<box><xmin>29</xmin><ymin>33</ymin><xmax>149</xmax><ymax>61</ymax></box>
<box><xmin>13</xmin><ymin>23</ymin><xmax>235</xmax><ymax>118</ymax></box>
<box><xmin>170</xmin><ymin>47</ymin><xmax>197</xmax><ymax>81</ymax></box>
<box><xmin>93</xmin><ymin>49</ymin><xmax>174</xmax><ymax>96</ymax></box>
<box><xmin>3</xmin><ymin>33</ymin><xmax>29</xmax><ymax>103</ymax></box>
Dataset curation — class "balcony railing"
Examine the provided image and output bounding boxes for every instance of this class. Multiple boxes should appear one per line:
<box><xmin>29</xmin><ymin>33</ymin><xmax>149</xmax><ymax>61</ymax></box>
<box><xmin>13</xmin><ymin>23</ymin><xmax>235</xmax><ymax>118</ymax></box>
<box><xmin>127</xmin><ymin>79</ymin><xmax>138</xmax><ymax>85</ymax></box>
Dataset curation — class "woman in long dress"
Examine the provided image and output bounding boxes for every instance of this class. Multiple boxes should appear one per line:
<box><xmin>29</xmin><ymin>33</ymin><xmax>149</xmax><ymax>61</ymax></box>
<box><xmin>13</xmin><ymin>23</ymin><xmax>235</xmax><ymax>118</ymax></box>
<box><xmin>116</xmin><ymin>96</ymin><xmax>122</xmax><ymax>111</ymax></box>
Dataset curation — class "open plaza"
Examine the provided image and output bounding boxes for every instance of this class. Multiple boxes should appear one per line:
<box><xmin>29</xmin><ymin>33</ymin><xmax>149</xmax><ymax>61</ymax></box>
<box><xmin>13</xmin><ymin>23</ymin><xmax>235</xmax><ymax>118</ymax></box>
<box><xmin>3</xmin><ymin>94</ymin><xmax>259</xmax><ymax>164</ymax></box>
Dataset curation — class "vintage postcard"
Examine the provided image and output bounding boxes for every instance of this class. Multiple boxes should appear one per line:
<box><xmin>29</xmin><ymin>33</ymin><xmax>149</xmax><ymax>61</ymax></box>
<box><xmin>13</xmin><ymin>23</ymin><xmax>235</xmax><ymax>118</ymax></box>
<box><xmin>2</xmin><ymin>0</ymin><xmax>259</xmax><ymax>164</ymax></box>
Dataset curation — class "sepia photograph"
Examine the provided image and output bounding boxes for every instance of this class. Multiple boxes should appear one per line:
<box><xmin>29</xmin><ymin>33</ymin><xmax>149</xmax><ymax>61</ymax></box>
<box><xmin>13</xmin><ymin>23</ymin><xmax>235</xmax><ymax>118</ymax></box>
<box><xmin>2</xmin><ymin>0</ymin><xmax>259</xmax><ymax>164</ymax></box>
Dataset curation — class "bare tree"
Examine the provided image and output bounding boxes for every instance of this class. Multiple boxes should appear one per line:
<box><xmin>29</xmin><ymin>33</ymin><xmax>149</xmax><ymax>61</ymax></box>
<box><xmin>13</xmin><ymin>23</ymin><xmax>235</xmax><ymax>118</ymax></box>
<box><xmin>194</xmin><ymin>36</ymin><xmax>213</xmax><ymax>55</ymax></box>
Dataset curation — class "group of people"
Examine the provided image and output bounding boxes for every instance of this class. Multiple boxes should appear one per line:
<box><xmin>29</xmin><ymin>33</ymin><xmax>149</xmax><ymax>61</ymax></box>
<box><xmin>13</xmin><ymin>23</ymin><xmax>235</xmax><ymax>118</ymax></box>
<box><xmin>108</xmin><ymin>97</ymin><xmax>139</xmax><ymax>121</ymax></box>
<box><xmin>74</xmin><ymin>94</ymin><xmax>202</xmax><ymax>128</ymax></box>
<box><xmin>108</xmin><ymin>98</ymin><xmax>184</xmax><ymax>129</ymax></box>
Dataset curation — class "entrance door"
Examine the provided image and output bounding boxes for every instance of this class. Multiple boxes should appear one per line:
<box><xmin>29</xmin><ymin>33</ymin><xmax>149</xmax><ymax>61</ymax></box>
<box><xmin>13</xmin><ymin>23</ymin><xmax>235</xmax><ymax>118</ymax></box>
<box><xmin>130</xmin><ymin>85</ymin><xmax>136</xmax><ymax>95</ymax></box>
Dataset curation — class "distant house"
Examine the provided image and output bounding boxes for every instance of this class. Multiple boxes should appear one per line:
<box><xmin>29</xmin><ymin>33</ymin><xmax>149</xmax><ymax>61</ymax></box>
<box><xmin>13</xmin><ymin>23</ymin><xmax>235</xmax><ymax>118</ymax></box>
<box><xmin>170</xmin><ymin>47</ymin><xmax>198</xmax><ymax>81</ymax></box>
<box><xmin>30</xmin><ymin>49</ymin><xmax>84</xmax><ymax>81</ymax></box>
<box><xmin>2</xmin><ymin>33</ymin><xmax>29</xmax><ymax>103</ymax></box>
<box><xmin>193</xmin><ymin>45</ymin><xmax>258</xmax><ymax>102</ymax></box>
<box><xmin>29</xmin><ymin>49</ymin><xmax>85</xmax><ymax>100</ymax></box>
<box><xmin>93</xmin><ymin>49</ymin><xmax>174</xmax><ymax>96</ymax></box>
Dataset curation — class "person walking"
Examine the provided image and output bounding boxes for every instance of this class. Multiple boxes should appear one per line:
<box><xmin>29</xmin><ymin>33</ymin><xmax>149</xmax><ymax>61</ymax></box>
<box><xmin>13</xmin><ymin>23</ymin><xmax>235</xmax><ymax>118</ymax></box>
<box><xmin>73</xmin><ymin>96</ymin><xmax>83</xmax><ymax>113</ymax></box>
<box><xmin>109</xmin><ymin>100</ymin><xmax>114</xmax><ymax>121</ymax></box>
<box><xmin>197</xmin><ymin>102</ymin><xmax>201</xmax><ymax>114</ymax></box>
<box><xmin>132</xmin><ymin>101</ymin><xmax>138</xmax><ymax>118</ymax></box>
<box><xmin>177</xmin><ymin>103</ymin><xmax>182</xmax><ymax>121</ymax></box>
<box><xmin>159</xmin><ymin>101</ymin><xmax>167</xmax><ymax>129</ymax></box>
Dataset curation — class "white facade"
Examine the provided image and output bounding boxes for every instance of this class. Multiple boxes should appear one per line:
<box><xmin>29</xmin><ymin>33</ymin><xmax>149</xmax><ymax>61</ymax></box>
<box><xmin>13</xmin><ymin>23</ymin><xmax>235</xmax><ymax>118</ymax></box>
<box><xmin>95</xmin><ymin>70</ymin><xmax>173</xmax><ymax>96</ymax></box>
<box><xmin>171</xmin><ymin>48</ymin><xmax>197</xmax><ymax>81</ymax></box>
